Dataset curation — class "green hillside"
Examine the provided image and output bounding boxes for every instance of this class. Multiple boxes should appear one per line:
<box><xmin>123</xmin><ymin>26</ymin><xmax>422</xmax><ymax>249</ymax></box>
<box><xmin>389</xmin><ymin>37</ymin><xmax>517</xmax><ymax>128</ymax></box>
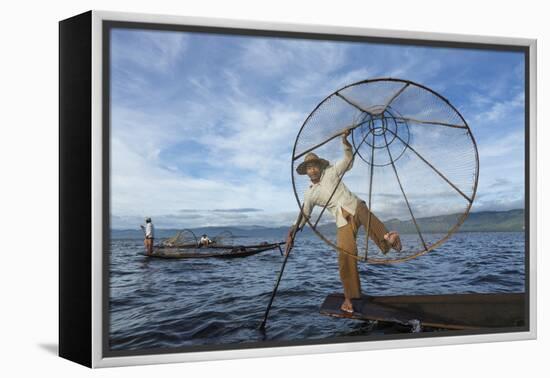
<box><xmin>382</xmin><ymin>209</ymin><xmax>525</xmax><ymax>234</ymax></box>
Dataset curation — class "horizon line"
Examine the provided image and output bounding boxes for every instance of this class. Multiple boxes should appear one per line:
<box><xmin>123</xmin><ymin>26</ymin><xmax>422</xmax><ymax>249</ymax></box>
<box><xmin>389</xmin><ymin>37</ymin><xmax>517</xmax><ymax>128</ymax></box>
<box><xmin>110</xmin><ymin>207</ymin><xmax>525</xmax><ymax>231</ymax></box>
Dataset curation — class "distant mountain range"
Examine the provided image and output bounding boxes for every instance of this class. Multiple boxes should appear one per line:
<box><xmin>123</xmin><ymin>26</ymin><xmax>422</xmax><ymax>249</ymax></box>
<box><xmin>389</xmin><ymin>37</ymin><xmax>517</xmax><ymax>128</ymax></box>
<box><xmin>382</xmin><ymin>208</ymin><xmax>525</xmax><ymax>234</ymax></box>
<box><xmin>111</xmin><ymin>209</ymin><xmax>525</xmax><ymax>240</ymax></box>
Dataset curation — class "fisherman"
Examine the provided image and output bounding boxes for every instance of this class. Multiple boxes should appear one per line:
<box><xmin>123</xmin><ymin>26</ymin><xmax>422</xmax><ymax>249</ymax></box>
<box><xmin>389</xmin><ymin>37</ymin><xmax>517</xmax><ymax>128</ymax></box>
<box><xmin>199</xmin><ymin>234</ymin><xmax>212</xmax><ymax>247</ymax></box>
<box><xmin>140</xmin><ymin>217</ymin><xmax>155</xmax><ymax>256</ymax></box>
<box><xmin>286</xmin><ymin>129</ymin><xmax>402</xmax><ymax>314</ymax></box>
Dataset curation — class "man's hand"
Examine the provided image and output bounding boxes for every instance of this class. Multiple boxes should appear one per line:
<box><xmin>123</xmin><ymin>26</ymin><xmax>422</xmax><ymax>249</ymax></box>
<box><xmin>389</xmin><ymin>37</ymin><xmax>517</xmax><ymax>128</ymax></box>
<box><xmin>342</xmin><ymin>128</ymin><xmax>352</xmax><ymax>147</ymax></box>
<box><xmin>285</xmin><ymin>225</ymin><xmax>296</xmax><ymax>255</ymax></box>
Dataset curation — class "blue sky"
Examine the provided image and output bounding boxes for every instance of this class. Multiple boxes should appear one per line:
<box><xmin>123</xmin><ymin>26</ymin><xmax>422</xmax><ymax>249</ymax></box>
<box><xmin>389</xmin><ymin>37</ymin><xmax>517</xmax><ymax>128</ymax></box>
<box><xmin>110</xmin><ymin>28</ymin><xmax>525</xmax><ymax>229</ymax></box>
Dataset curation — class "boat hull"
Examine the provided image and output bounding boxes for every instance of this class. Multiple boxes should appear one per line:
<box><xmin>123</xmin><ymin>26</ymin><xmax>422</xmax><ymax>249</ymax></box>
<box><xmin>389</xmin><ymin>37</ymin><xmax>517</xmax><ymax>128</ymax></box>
<box><xmin>320</xmin><ymin>292</ymin><xmax>525</xmax><ymax>330</ymax></box>
<box><xmin>144</xmin><ymin>242</ymin><xmax>284</xmax><ymax>259</ymax></box>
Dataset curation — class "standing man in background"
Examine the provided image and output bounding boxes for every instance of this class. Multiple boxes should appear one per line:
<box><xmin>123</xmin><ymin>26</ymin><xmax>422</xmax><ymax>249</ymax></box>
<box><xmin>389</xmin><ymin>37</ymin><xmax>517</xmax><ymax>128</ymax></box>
<box><xmin>141</xmin><ymin>217</ymin><xmax>155</xmax><ymax>256</ymax></box>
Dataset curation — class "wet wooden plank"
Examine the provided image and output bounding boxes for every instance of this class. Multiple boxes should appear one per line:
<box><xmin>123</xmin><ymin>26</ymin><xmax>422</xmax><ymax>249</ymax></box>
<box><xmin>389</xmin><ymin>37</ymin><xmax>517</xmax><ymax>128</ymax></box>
<box><xmin>320</xmin><ymin>293</ymin><xmax>428</xmax><ymax>327</ymax></box>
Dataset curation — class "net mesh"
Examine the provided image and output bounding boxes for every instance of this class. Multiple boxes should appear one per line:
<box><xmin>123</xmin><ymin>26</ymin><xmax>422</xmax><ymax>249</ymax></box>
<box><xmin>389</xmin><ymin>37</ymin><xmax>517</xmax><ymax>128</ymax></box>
<box><xmin>162</xmin><ymin>229</ymin><xmax>198</xmax><ymax>247</ymax></box>
<box><xmin>212</xmin><ymin>230</ymin><xmax>235</xmax><ymax>245</ymax></box>
<box><xmin>291</xmin><ymin>79</ymin><xmax>478</xmax><ymax>264</ymax></box>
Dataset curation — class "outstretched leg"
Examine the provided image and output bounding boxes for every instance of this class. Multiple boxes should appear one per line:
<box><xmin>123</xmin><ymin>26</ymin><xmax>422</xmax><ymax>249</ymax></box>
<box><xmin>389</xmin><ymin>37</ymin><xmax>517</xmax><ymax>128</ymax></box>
<box><xmin>355</xmin><ymin>201</ymin><xmax>402</xmax><ymax>253</ymax></box>
<box><xmin>355</xmin><ymin>201</ymin><xmax>391</xmax><ymax>254</ymax></box>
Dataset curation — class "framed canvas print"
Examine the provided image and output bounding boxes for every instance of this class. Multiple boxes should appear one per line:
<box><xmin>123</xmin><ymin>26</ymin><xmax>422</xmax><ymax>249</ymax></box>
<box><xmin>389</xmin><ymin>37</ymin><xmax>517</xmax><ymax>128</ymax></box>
<box><xmin>59</xmin><ymin>10</ymin><xmax>537</xmax><ymax>368</ymax></box>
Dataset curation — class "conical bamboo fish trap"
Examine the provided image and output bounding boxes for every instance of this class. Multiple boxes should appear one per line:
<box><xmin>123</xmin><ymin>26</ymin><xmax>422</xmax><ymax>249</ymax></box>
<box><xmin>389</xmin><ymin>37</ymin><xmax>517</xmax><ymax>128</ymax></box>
<box><xmin>291</xmin><ymin>78</ymin><xmax>479</xmax><ymax>264</ymax></box>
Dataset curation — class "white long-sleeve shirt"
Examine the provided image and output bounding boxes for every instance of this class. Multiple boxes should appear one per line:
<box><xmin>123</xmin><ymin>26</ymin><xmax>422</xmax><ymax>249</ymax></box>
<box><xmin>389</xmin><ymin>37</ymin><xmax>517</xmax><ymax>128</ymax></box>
<box><xmin>298</xmin><ymin>143</ymin><xmax>360</xmax><ymax>229</ymax></box>
<box><xmin>145</xmin><ymin>223</ymin><xmax>154</xmax><ymax>238</ymax></box>
<box><xmin>200</xmin><ymin>236</ymin><xmax>212</xmax><ymax>244</ymax></box>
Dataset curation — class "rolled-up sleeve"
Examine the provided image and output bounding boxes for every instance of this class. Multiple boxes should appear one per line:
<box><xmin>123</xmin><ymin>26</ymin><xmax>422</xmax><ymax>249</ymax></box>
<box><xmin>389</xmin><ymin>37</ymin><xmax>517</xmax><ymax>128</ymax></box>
<box><xmin>296</xmin><ymin>192</ymin><xmax>313</xmax><ymax>229</ymax></box>
<box><xmin>333</xmin><ymin>143</ymin><xmax>354</xmax><ymax>177</ymax></box>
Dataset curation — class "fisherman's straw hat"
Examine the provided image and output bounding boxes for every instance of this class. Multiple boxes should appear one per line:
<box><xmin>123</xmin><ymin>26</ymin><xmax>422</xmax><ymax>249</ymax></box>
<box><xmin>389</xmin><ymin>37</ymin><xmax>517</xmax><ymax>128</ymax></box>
<box><xmin>296</xmin><ymin>153</ymin><xmax>330</xmax><ymax>175</ymax></box>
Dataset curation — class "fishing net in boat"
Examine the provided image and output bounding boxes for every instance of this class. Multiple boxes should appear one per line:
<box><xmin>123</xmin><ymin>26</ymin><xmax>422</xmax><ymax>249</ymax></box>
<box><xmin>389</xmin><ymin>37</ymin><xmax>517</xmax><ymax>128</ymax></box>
<box><xmin>291</xmin><ymin>78</ymin><xmax>479</xmax><ymax>264</ymax></box>
<box><xmin>212</xmin><ymin>230</ymin><xmax>234</xmax><ymax>245</ymax></box>
<box><xmin>161</xmin><ymin>229</ymin><xmax>198</xmax><ymax>247</ymax></box>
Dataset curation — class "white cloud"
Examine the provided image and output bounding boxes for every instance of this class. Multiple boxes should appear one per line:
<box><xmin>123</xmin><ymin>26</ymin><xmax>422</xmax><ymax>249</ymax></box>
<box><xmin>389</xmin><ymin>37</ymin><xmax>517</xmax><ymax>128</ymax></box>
<box><xmin>110</xmin><ymin>100</ymin><xmax>301</xmax><ymax>224</ymax></box>
<box><xmin>477</xmin><ymin>129</ymin><xmax>524</xmax><ymax>158</ymax></box>
<box><xmin>386</xmin><ymin>48</ymin><xmax>443</xmax><ymax>82</ymax></box>
<box><xmin>238</xmin><ymin>39</ymin><xmax>348</xmax><ymax>77</ymax></box>
<box><xmin>109</xmin><ymin>31</ymin><xmax>525</xmax><ymax>230</ymax></box>
<box><xmin>196</xmin><ymin>100</ymin><xmax>303</xmax><ymax>176</ymax></box>
<box><xmin>112</xmin><ymin>30</ymin><xmax>188</xmax><ymax>73</ymax></box>
<box><xmin>280</xmin><ymin>67</ymin><xmax>374</xmax><ymax>100</ymax></box>
<box><xmin>473</xmin><ymin>92</ymin><xmax>524</xmax><ymax>123</ymax></box>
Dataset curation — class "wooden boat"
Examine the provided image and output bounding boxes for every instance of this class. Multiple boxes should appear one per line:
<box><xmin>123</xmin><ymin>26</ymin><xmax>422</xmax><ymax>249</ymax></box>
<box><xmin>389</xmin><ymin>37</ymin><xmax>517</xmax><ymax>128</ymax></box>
<box><xmin>320</xmin><ymin>292</ymin><xmax>525</xmax><ymax>330</ymax></box>
<box><xmin>145</xmin><ymin>242</ymin><xmax>285</xmax><ymax>259</ymax></box>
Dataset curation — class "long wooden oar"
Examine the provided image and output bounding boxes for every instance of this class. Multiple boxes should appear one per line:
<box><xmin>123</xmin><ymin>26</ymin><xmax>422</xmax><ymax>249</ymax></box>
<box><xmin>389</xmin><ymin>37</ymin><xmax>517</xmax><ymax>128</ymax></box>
<box><xmin>259</xmin><ymin>210</ymin><xmax>304</xmax><ymax>330</ymax></box>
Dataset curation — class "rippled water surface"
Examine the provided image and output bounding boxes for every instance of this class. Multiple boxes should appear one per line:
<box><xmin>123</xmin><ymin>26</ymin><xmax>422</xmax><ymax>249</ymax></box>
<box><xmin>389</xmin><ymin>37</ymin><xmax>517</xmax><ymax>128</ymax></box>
<box><xmin>109</xmin><ymin>232</ymin><xmax>525</xmax><ymax>351</ymax></box>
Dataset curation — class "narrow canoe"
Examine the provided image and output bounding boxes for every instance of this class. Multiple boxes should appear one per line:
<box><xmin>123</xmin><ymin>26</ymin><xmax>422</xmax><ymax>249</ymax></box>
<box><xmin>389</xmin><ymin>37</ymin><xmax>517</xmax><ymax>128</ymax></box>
<box><xmin>320</xmin><ymin>292</ymin><xmax>525</xmax><ymax>330</ymax></box>
<box><xmin>145</xmin><ymin>242</ymin><xmax>285</xmax><ymax>259</ymax></box>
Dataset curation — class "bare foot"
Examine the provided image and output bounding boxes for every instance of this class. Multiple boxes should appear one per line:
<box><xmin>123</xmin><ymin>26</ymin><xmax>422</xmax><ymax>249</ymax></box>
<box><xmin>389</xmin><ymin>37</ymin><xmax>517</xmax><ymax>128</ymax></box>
<box><xmin>340</xmin><ymin>298</ymin><xmax>354</xmax><ymax>313</ymax></box>
<box><xmin>384</xmin><ymin>231</ymin><xmax>402</xmax><ymax>252</ymax></box>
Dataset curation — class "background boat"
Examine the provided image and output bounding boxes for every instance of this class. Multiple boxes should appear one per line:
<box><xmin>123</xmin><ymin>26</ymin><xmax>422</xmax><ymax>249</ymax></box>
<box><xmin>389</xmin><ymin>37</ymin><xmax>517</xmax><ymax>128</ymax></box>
<box><xmin>147</xmin><ymin>241</ymin><xmax>285</xmax><ymax>259</ymax></box>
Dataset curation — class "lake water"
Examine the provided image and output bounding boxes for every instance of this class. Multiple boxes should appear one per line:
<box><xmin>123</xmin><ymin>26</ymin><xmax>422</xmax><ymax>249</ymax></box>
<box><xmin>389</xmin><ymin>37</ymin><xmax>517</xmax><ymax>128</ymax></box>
<box><xmin>108</xmin><ymin>231</ymin><xmax>525</xmax><ymax>352</ymax></box>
